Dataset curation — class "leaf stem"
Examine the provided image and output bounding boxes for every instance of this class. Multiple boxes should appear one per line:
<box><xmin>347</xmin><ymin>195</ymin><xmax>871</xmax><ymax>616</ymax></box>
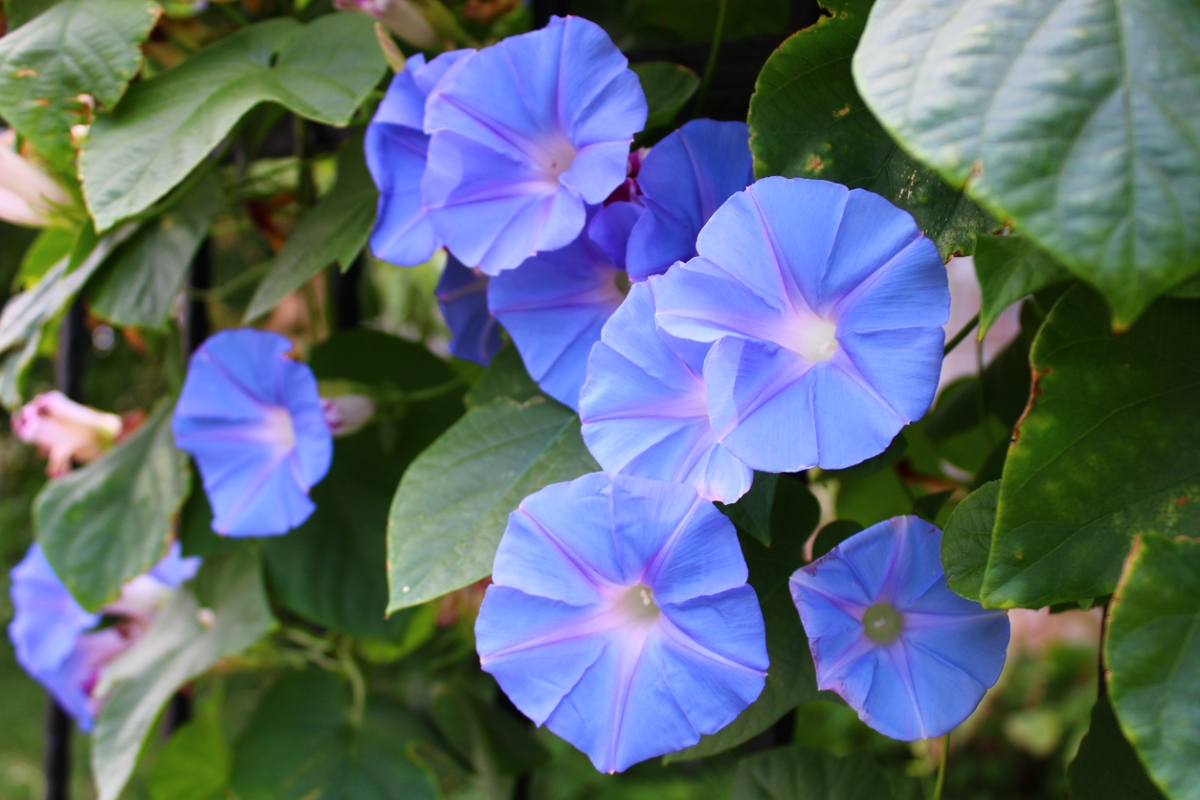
<box><xmin>215</xmin><ymin>2</ymin><xmax>250</xmax><ymax>27</ymax></box>
<box><xmin>934</xmin><ymin>732</ymin><xmax>950</xmax><ymax>800</ymax></box>
<box><xmin>943</xmin><ymin>313</ymin><xmax>978</xmax><ymax>355</ymax></box>
<box><xmin>337</xmin><ymin>638</ymin><xmax>366</xmax><ymax>728</ymax></box>
<box><xmin>692</xmin><ymin>0</ymin><xmax>728</xmax><ymax>117</ymax></box>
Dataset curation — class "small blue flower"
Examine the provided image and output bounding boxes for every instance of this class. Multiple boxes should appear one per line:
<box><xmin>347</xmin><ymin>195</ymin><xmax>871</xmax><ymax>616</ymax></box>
<box><xmin>476</xmin><ymin>473</ymin><xmax>767</xmax><ymax>773</ymax></box>
<box><xmin>488</xmin><ymin>231</ymin><xmax>628</xmax><ymax>410</ymax></box>
<box><xmin>8</xmin><ymin>543</ymin><xmax>200</xmax><ymax>731</ymax></box>
<box><xmin>423</xmin><ymin>16</ymin><xmax>647</xmax><ymax>275</ymax></box>
<box><xmin>366</xmin><ymin>50</ymin><xmax>471</xmax><ymax>267</ymax></box>
<box><xmin>624</xmin><ymin>119</ymin><xmax>753</xmax><ymax>281</ymax></box>
<box><xmin>435</xmin><ymin>255</ymin><xmax>501</xmax><ymax>366</ymax></box>
<box><xmin>173</xmin><ymin>329</ymin><xmax>333</xmax><ymax>537</ymax></box>
<box><xmin>580</xmin><ymin>281</ymin><xmax>752</xmax><ymax>503</ymax></box>
<box><xmin>789</xmin><ymin>516</ymin><xmax>1009</xmax><ymax>741</ymax></box>
<box><xmin>654</xmin><ymin>177</ymin><xmax>949</xmax><ymax>473</ymax></box>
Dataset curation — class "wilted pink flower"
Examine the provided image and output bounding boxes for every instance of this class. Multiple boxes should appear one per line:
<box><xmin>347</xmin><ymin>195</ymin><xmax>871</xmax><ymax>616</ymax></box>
<box><xmin>12</xmin><ymin>391</ymin><xmax>123</xmax><ymax>477</ymax></box>
<box><xmin>333</xmin><ymin>0</ymin><xmax>439</xmax><ymax>50</ymax></box>
<box><xmin>0</xmin><ymin>130</ymin><xmax>72</xmax><ymax>228</ymax></box>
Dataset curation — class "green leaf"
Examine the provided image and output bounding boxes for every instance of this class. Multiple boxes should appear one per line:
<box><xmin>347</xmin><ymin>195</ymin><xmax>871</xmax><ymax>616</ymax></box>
<box><xmin>148</xmin><ymin>719</ymin><xmax>231</xmax><ymax>800</ymax></box>
<box><xmin>0</xmin><ymin>0</ymin><xmax>159</xmax><ymax>170</ymax></box>
<box><xmin>87</xmin><ymin>172</ymin><xmax>222</xmax><ymax>329</ymax></box>
<box><xmin>429</xmin><ymin>685</ymin><xmax>550</xmax><ymax>778</ymax></box>
<box><xmin>1068</xmin><ymin>696</ymin><xmax>1166</xmax><ymax>800</ymax></box>
<box><xmin>231</xmin><ymin>670</ymin><xmax>438</xmax><ymax>800</ymax></box>
<box><xmin>973</xmin><ymin>235</ymin><xmax>1072</xmax><ymax>336</ymax></box>
<box><xmin>34</xmin><ymin>399</ymin><xmax>190</xmax><ymax>611</ymax></box>
<box><xmin>981</xmin><ymin>287</ymin><xmax>1200</xmax><ymax>608</ymax></box>
<box><xmin>811</xmin><ymin>520</ymin><xmax>863</xmax><ymax>561</ymax></box>
<box><xmin>1106</xmin><ymin>532</ymin><xmax>1200</xmax><ymax>800</ymax></box>
<box><xmin>853</xmin><ymin>0</ymin><xmax>1200</xmax><ymax>328</ymax></box>
<box><xmin>911</xmin><ymin>489</ymin><xmax>953</xmax><ymax>524</ymax></box>
<box><xmin>731</xmin><ymin>746</ymin><xmax>897</xmax><ymax>800</ymax></box>
<box><xmin>93</xmin><ymin>547</ymin><xmax>276</xmax><ymax>800</ymax></box>
<box><xmin>264</xmin><ymin>330</ymin><xmax>462</xmax><ymax>639</ymax></box>
<box><xmin>16</xmin><ymin>226</ymin><xmax>76</xmax><ymax>288</ymax></box>
<box><xmin>463</xmin><ymin>343</ymin><xmax>541</xmax><ymax>408</ymax></box>
<box><xmin>6</xmin><ymin>0</ymin><xmax>62</xmax><ymax>30</ymax></box>
<box><xmin>747</xmin><ymin>0</ymin><xmax>995</xmax><ymax>258</ymax></box>
<box><xmin>631</xmin><ymin>61</ymin><xmax>700</xmax><ymax>130</ymax></box>
<box><xmin>718</xmin><ymin>472</ymin><xmax>779</xmax><ymax>545</ymax></box>
<box><xmin>244</xmin><ymin>138</ymin><xmax>377</xmax><ymax>322</ymax></box>
<box><xmin>387</xmin><ymin>395</ymin><xmax>598</xmax><ymax>611</ymax></box>
<box><xmin>941</xmin><ymin>481</ymin><xmax>999</xmax><ymax>602</ymax></box>
<box><xmin>81</xmin><ymin>13</ymin><xmax>386</xmax><ymax>231</ymax></box>
<box><xmin>667</xmin><ymin>493</ymin><xmax>817</xmax><ymax>762</ymax></box>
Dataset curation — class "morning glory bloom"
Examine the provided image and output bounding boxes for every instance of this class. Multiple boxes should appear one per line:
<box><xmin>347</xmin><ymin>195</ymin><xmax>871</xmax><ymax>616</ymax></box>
<box><xmin>488</xmin><ymin>231</ymin><xmax>628</xmax><ymax>410</ymax></box>
<box><xmin>366</xmin><ymin>49</ymin><xmax>471</xmax><ymax>267</ymax></box>
<box><xmin>423</xmin><ymin>16</ymin><xmax>647</xmax><ymax>275</ymax></box>
<box><xmin>789</xmin><ymin>516</ymin><xmax>1009</xmax><ymax>741</ymax></box>
<box><xmin>476</xmin><ymin>473</ymin><xmax>767</xmax><ymax>772</ymax></box>
<box><xmin>173</xmin><ymin>329</ymin><xmax>333</xmax><ymax>537</ymax></box>
<box><xmin>9</xmin><ymin>543</ymin><xmax>199</xmax><ymax>730</ymax></box>
<box><xmin>624</xmin><ymin>119</ymin><xmax>753</xmax><ymax>281</ymax></box>
<box><xmin>654</xmin><ymin>177</ymin><xmax>949</xmax><ymax>473</ymax></box>
<box><xmin>580</xmin><ymin>281</ymin><xmax>752</xmax><ymax>504</ymax></box>
<box><xmin>435</xmin><ymin>255</ymin><xmax>501</xmax><ymax>365</ymax></box>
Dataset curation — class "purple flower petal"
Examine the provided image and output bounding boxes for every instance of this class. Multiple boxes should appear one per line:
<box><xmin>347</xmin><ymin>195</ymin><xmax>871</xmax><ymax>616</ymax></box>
<box><xmin>626</xmin><ymin>119</ymin><xmax>753</xmax><ymax>280</ymax></box>
<box><xmin>789</xmin><ymin>516</ymin><xmax>1009</xmax><ymax>741</ymax></box>
<box><xmin>488</xmin><ymin>231</ymin><xmax>626</xmax><ymax>410</ymax></box>
<box><xmin>580</xmin><ymin>281</ymin><xmax>751</xmax><ymax>503</ymax></box>
<box><xmin>173</xmin><ymin>329</ymin><xmax>333</xmax><ymax>537</ymax></box>
<box><xmin>435</xmin><ymin>256</ymin><xmax>501</xmax><ymax>365</ymax></box>
<box><xmin>655</xmin><ymin>178</ymin><xmax>949</xmax><ymax>472</ymax></box>
<box><xmin>7</xmin><ymin>544</ymin><xmax>99</xmax><ymax>675</ymax></box>
<box><xmin>423</xmin><ymin>16</ymin><xmax>646</xmax><ymax>275</ymax></box>
<box><xmin>477</xmin><ymin>473</ymin><xmax>766</xmax><ymax>772</ymax></box>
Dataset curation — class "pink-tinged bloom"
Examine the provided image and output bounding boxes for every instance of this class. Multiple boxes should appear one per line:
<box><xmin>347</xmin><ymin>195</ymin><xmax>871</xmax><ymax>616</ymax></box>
<box><xmin>333</xmin><ymin>0</ymin><xmax>439</xmax><ymax>50</ymax></box>
<box><xmin>0</xmin><ymin>130</ymin><xmax>72</xmax><ymax>228</ymax></box>
<box><xmin>12</xmin><ymin>391</ymin><xmax>123</xmax><ymax>477</ymax></box>
<box><xmin>789</xmin><ymin>516</ymin><xmax>1009</xmax><ymax>741</ymax></box>
<box><xmin>476</xmin><ymin>473</ymin><xmax>767</xmax><ymax>772</ymax></box>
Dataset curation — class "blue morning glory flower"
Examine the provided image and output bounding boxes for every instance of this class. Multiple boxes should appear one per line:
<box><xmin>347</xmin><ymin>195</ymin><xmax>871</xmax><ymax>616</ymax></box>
<box><xmin>366</xmin><ymin>49</ymin><xmax>471</xmax><ymax>267</ymax></box>
<box><xmin>8</xmin><ymin>543</ymin><xmax>200</xmax><ymax>731</ymax></box>
<box><xmin>624</xmin><ymin>119</ymin><xmax>753</xmax><ymax>281</ymax></box>
<box><xmin>789</xmin><ymin>516</ymin><xmax>1009</xmax><ymax>741</ymax></box>
<box><xmin>435</xmin><ymin>255</ymin><xmax>501</xmax><ymax>366</ymax></box>
<box><xmin>654</xmin><ymin>177</ymin><xmax>949</xmax><ymax>473</ymax></box>
<box><xmin>476</xmin><ymin>473</ymin><xmax>767</xmax><ymax>773</ymax></box>
<box><xmin>580</xmin><ymin>281</ymin><xmax>752</xmax><ymax>504</ymax></box>
<box><xmin>423</xmin><ymin>16</ymin><xmax>647</xmax><ymax>275</ymax></box>
<box><xmin>488</xmin><ymin>230</ymin><xmax>628</xmax><ymax>410</ymax></box>
<box><xmin>173</xmin><ymin>329</ymin><xmax>333</xmax><ymax>537</ymax></box>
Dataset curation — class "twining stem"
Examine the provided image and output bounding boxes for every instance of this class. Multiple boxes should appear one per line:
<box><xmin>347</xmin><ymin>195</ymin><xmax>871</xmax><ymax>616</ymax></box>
<box><xmin>693</xmin><ymin>0</ymin><xmax>729</xmax><ymax>117</ymax></box>
<box><xmin>337</xmin><ymin>637</ymin><xmax>367</xmax><ymax>728</ymax></box>
<box><xmin>934</xmin><ymin>732</ymin><xmax>951</xmax><ymax>800</ymax></box>
<box><xmin>943</xmin><ymin>313</ymin><xmax>979</xmax><ymax>355</ymax></box>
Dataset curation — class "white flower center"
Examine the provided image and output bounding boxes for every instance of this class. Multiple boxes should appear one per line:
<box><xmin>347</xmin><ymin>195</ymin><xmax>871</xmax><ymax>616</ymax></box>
<box><xmin>538</xmin><ymin>136</ymin><xmax>577</xmax><ymax>185</ymax></box>
<box><xmin>795</xmin><ymin>316</ymin><xmax>838</xmax><ymax>363</ymax></box>
<box><xmin>615</xmin><ymin>583</ymin><xmax>660</xmax><ymax>624</ymax></box>
<box><xmin>263</xmin><ymin>405</ymin><xmax>296</xmax><ymax>454</ymax></box>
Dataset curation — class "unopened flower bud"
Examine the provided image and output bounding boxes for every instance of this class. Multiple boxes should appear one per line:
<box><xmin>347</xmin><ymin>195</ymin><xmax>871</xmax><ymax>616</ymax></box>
<box><xmin>0</xmin><ymin>130</ymin><xmax>73</xmax><ymax>228</ymax></box>
<box><xmin>333</xmin><ymin>0</ymin><xmax>440</xmax><ymax>51</ymax></box>
<box><xmin>321</xmin><ymin>394</ymin><xmax>377</xmax><ymax>437</ymax></box>
<box><xmin>12</xmin><ymin>391</ymin><xmax>123</xmax><ymax>477</ymax></box>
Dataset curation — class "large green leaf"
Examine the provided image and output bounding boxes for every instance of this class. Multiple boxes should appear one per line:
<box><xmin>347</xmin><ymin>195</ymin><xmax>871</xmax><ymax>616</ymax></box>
<box><xmin>1068</xmin><ymin>696</ymin><xmax>1166</xmax><ymax>800</ymax></box>
<box><xmin>34</xmin><ymin>399</ymin><xmax>190</xmax><ymax>611</ymax></box>
<box><xmin>387</xmin><ymin>394</ymin><xmax>598</xmax><ymax>611</ymax></box>
<box><xmin>1106</xmin><ymin>533</ymin><xmax>1200</xmax><ymax>800</ymax></box>
<box><xmin>244</xmin><ymin>139</ymin><xmax>377</xmax><ymax>322</ymax></box>
<box><xmin>231</xmin><ymin>670</ymin><xmax>437</xmax><ymax>800</ymax></box>
<box><xmin>147</xmin><ymin>719</ymin><xmax>231</xmax><ymax>800</ymax></box>
<box><xmin>0</xmin><ymin>0</ymin><xmax>159</xmax><ymax>169</ymax></box>
<box><xmin>718</xmin><ymin>472</ymin><xmax>779</xmax><ymax>546</ymax></box>
<box><xmin>93</xmin><ymin>548</ymin><xmax>276</xmax><ymax>800</ymax></box>
<box><xmin>973</xmin><ymin>235</ymin><xmax>1072</xmax><ymax>336</ymax></box>
<box><xmin>940</xmin><ymin>481</ymin><xmax>999</xmax><ymax>602</ymax></box>
<box><xmin>667</xmin><ymin>487</ymin><xmax>817</xmax><ymax>762</ymax></box>
<box><xmin>87</xmin><ymin>172</ymin><xmax>222</xmax><ymax>329</ymax></box>
<box><xmin>981</xmin><ymin>288</ymin><xmax>1200</xmax><ymax>608</ymax></box>
<box><xmin>747</xmin><ymin>0</ymin><xmax>994</xmax><ymax>258</ymax></box>
<box><xmin>853</xmin><ymin>0</ymin><xmax>1200</xmax><ymax>328</ymax></box>
<box><xmin>264</xmin><ymin>330</ymin><xmax>462</xmax><ymax>639</ymax></box>
<box><xmin>731</xmin><ymin>747</ymin><xmax>897</xmax><ymax>800</ymax></box>
<box><xmin>81</xmin><ymin>13</ymin><xmax>386</xmax><ymax>231</ymax></box>
<box><xmin>631</xmin><ymin>61</ymin><xmax>700</xmax><ymax>131</ymax></box>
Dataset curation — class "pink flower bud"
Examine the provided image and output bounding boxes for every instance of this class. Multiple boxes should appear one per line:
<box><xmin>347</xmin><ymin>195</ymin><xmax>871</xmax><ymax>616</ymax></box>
<box><xmin>333</xmin><ymin>0</ymin><xmax>439</xmax><ymax>51</ymax></box>
<box><xmin>320</xmin><ymin>394</ymin><xmax>376</xmax><ymax>437</ymax></box>
<box><xmin>12</xmin><ymin>391</ymin><xmax>123</xmax><ymax>477</ymax></box>
<box><xmin>0</xmin><ymin>130</ymin><xmax>73</xmax><ymax>228</ymax></box>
